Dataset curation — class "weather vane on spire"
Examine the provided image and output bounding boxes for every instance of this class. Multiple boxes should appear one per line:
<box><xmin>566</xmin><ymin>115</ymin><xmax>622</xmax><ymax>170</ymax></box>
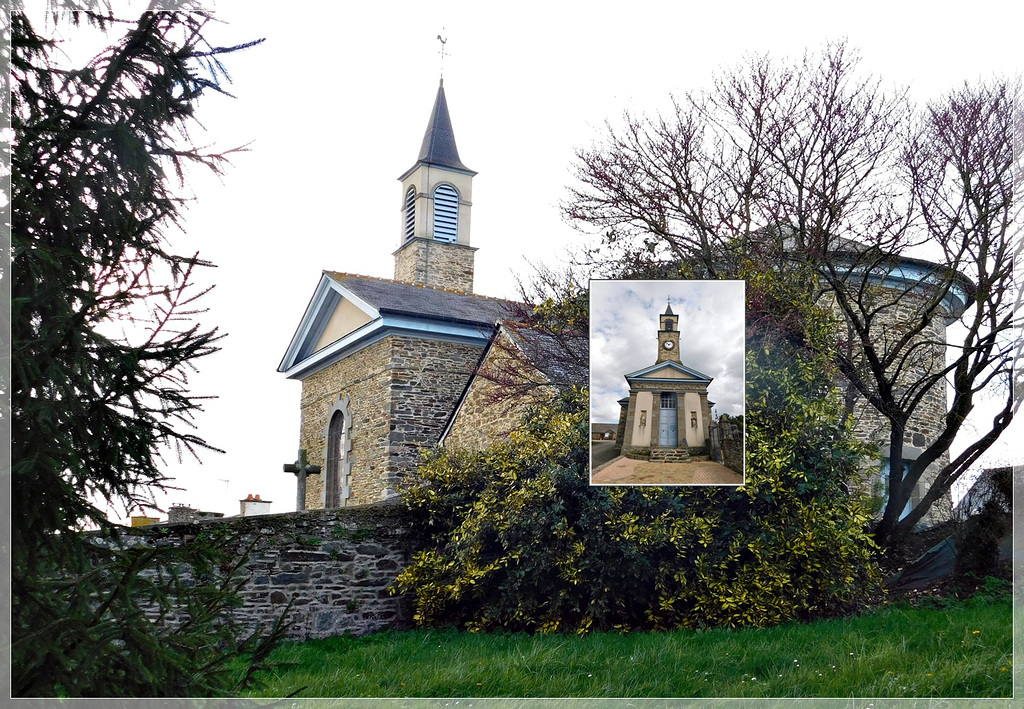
<box><xmin>437</xmin><ymin>31</ymin><xmax>448</xmax><ymax>81</ymax></box>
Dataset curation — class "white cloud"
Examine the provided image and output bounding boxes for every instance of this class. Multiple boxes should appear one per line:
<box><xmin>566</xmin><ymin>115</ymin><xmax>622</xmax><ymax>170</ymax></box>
<box><xmin>590</xmin><ymin>280</ymin><xmax>745</xmax><ymax>424</ymax></box>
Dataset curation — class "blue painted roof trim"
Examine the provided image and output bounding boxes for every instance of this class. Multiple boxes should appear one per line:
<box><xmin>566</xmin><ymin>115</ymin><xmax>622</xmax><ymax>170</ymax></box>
<box><xmin>277</xmin><ymin>274</ymin><xmax>380</xmax><ymax>374</ymax></box>
<box><xmin>627</xmin><ymin>376</ymin><xmax>713</xmax><ymax>386</ymax></box>
<box><xmin>281</xmin><ymin>313</ymin><xmax>494</xmax><ymax>380</ymax></box>
<box><xmin>822</xmin><ymin>249</ymin><xmax>975</xmax><ymax>323</ymax></box>
<box><xmin>841</xmin><ymin>262</ymin><xmax>971</xmax><ymax>324</ymax></box>
<box><xmin>625</xmin><ymin>360</ymin><xmax>713</xmax><ymax>384</ymax></box>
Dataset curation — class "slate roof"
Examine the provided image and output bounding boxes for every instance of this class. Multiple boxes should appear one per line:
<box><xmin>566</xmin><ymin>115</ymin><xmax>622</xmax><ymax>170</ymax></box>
<box><xmin>403</xmin><ymin>80</ymin><xmax>475</xmax><ymax>177</ymax></box>
<box><xmin>325</xmin><ymin>272</ymin><xmax>517</xmax><ymax>326</ymax></box>
<box><xmin>504</xmin><ymin>323</ymin><xmax>588</xmax><ymax>390</ymax></box>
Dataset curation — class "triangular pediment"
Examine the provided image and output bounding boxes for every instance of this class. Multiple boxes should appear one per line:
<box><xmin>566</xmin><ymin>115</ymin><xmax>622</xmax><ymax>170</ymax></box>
<box><xmin>313</xmin><ymin>297</ymin><xmax>373</xmax><ymax>351</ymax></box>
<box><xmin>642</xmin><ymin>364</ymin><xmax>699</xmax><ymax>380</ymax></box>
<box><xmin>278</xmin><ymin>272</ymin><xmax>516</xmax><ymax>380</ymax></box>
<box><xmin>278</xmin><ymin>274</ymin><xmax>380</xmax><ymax>375</ymax></box>
<box><xmin>625</xmin><ymin>360</ymin><xmax>713</xmax><ymax>384</ymax></box>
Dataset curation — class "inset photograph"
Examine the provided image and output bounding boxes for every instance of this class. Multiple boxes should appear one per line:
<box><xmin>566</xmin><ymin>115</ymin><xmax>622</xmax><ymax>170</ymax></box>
<box><xmin>590</xmin><ymin>280</ymin><xmax>745</xmax><ymax>485</ymax></box>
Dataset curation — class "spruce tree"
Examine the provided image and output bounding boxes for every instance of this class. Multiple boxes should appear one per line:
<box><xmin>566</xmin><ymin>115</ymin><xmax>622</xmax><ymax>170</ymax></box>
<box><xmin>10</xmin><ymin>10</ymin><xmax>277</xmax><ymax>696</ymax></box>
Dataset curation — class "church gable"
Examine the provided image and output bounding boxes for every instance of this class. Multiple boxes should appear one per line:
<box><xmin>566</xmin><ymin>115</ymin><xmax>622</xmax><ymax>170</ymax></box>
<box><xmin>278</xmin><ymin>272</ymin><xmax>517</xmax><ymax>380</ymax></box>
<box><xmin>636</xmin><ymin>364</ymin><xmax>700</xmax><ymax>381</ymax></box>
<box><xmin>313</xmin><ymin>296</ymin><xmax>374</xmax><ymax>352</ymax></box>
<box><xmin>278</xmin><ymin>273</ymin><xmax>381</xmax><ymax>378</ymax></box>
<box><xmin>625</xmin><ymin>360</ymin><xmax>713</xmax><ymax>384</ymax></box>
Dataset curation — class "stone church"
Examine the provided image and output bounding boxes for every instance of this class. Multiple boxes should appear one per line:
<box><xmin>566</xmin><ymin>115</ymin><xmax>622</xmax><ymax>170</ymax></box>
<box><xmin>276</xmin><ymin>78</ymin><xmax>968</xmax><ymax>529</ymax></box>
<box><xmin>277</xmin><ymin>80</ymin><xmax>550</xmax><ymax>509</ymax></box>
<box><xmin>615</xmin><ymin>301</ymin><xmax>715</xmax><ymax>462</ymax></box>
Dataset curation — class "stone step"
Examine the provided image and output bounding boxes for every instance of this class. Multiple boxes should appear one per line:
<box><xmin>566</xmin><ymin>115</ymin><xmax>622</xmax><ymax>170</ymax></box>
<box><xmin>650</xmin><ymin>447</ymin><xmax>692</xmax><ymax>463</ymax></box>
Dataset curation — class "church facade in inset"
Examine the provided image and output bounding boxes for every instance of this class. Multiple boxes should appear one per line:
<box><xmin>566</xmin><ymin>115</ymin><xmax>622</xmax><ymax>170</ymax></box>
<box><xmin>615</xmin><ymin>302</ymin><xmax>715</xmax><ymax>461</ymax></box>
<box><xmin>277</xmin><ymin>81</ymin><xmax>547</xmax><ymax>509</ymax></box>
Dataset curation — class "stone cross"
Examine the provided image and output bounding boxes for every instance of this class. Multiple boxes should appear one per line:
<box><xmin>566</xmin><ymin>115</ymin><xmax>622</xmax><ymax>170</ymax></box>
<box><xmin>283</xmin><ymin>448</ymin><xmax>320</xmax><ymax>511</ymax></box>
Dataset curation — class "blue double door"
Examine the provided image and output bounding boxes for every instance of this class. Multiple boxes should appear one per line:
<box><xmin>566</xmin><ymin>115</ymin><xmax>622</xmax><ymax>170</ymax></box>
<box><xmin>658</xmin><ymin>392</ymin><xmax>678</xmax><ymax>447</ymax></box>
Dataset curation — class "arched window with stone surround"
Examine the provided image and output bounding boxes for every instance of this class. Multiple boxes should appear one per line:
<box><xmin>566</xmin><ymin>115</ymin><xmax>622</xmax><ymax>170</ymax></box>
<box><xmin>322</xmin><ymin>395</ymin><xmax>352</xmax><ymax>508</ymax></box>
<box><xmin>665</xmin><ymin>319</ymin><xmax>674</xmax><ymax>331</ymax></box>
<box><xmin>404</xmin><ymin>187</ymin><xmax>416</xmax><ymax>241</ymax></box>
<box><xmin>325</xmin><ymin>410</ymin><xmax>345</xmax><ymax>507</ymax></box>
<box><xmin>432</xmin><ymin>183</ymin><xmax>459</xmax><ymax>242</ymax></box>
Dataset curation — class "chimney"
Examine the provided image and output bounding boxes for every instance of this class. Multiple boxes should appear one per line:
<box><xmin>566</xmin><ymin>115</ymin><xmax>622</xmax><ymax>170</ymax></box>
<box><xmin>240</xmin><ymin>494</ymin><xmax>273</xmax><ymax>517</ymax></box>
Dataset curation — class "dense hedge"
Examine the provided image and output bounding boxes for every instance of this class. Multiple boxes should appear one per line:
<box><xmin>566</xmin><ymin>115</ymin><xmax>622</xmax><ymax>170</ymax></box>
<box><xmin>397</xmin><ymin>281</ymin><xmax>881</xmax><ymax>632</ymax></box>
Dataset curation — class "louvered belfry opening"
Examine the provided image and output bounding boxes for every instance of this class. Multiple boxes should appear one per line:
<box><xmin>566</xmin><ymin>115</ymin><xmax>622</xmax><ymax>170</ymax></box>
<box><xmin>404</xmin><ymin>187</ymin><xmax>416</xmax><ymax>241</ymax></box>
<box><xmin>432</xmin><ymin>183</ymin><xmax>459</xmax><ymax>242</ymax></box>
<box><xmin>394</xmin><ymin>80</ymin><xmax>476</xmax><ymax>290</ymax></box>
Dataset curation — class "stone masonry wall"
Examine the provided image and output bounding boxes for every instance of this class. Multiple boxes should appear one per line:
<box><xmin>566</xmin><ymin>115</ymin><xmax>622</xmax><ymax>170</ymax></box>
<box><xmin>621</xmin><ymin>391</ymin><xmax>640</xmax><ymax>449</ymax></box>
<box><xmin>300</xmin><ymin>338</ymin><xmax>392</xmax><ymax>507</ymax></box>
<box><xmin>300</xmin><ymin>335</ymin><xmax>484</xmax><ymax>507</ymax></box>
<box><xmin>836</xmin><ymin>293</ymin><xmax>954</xmax><ymax>527</ymax></box>
<box><xmin>720</xmin><ymin>419</ymin><xmax>744</xmax><ymax>474</ymax></box>
<box><xmin>445</xmin><ymin>335</ymin><xmax>547</xmax><ymax>451</ymax></box>
<box><xmin>386</xmin><ymin>335</ymin><xmax>484</xmax><ymax>487</ymax></box>
<box><xmin>614</xmin><ymin>401</ymin><xmax>628</xmax><ymax>450</ymax></box>
<box><xmin>128</xmin><ymin>505</ymin><xmax>414</xmax><ymax>641</ymax></box>
<box><xmin>393</xmin><ymin>238</ymin><xmax>477</xmax><ymax>293</ymax></box>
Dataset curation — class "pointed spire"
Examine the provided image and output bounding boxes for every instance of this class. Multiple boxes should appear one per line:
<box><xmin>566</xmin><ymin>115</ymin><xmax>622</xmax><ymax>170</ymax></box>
<box><xmin>409</xmin><ymin>80</ymin><xmax>476</xmax><ymax>175</ymax></box>
<box><xmin>665</xmin><ymin>297</ymin><xmax>674</xmax><ymax>315</ymax></box>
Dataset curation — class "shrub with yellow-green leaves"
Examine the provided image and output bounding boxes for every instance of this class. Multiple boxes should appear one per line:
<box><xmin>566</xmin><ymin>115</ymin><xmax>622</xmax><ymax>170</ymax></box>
<box><xmin>396</xmin><ymin>306</ymin><xmax>881</xmax><ymax>633</ymax></box>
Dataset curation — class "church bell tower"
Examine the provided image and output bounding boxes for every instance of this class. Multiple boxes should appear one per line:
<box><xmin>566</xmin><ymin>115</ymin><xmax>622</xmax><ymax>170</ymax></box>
<box><xmin>656</xmin><ymin>300</ymin><xmax>681</xmax><ymax>364</ymax></box>
<box><xmin>393</xmin><ymin>79</ymin><xmax>477</xmax><ymax>292</ymax></box>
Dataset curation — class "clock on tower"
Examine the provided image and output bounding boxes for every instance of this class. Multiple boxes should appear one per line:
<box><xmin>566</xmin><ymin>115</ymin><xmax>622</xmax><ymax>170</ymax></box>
<box><xmin>656</xmin><ymin>299</ymin><xmax>681</xmax><ymax>363</ymax></box>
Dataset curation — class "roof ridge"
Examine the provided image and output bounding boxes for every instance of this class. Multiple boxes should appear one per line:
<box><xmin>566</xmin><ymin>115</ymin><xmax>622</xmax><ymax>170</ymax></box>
<box><xmin>323</xmin><ymin>270</ymin><xmax>520</xmax><ymax>304</ymax></box>
<box><xmin>325</xmin><ymin>270</ymin><xmax>528</xmax><ymax>305</ymax></box>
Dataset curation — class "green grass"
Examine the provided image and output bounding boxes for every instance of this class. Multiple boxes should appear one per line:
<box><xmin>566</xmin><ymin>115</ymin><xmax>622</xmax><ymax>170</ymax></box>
<box><xmin>236</xmin><ymin>599</ymin><xmax>1011</xmax><ymax>699</ymax></box>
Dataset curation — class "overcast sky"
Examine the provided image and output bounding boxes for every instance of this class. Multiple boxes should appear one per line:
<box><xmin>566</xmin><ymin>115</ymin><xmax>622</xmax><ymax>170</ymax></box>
<box><xmin>35</xmin><ymin>1</ymin><xmax>1021</xmax><ymax>521</ymax></box>
<box><xmin>590</xmin><ymin>281</ymin><xmax>745</xmax><ymax>425</ymax></box>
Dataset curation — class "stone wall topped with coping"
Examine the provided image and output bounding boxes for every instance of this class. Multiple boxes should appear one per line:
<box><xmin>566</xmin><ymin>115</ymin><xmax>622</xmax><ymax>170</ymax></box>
<box><xmin>129</xmin><ymin>505</ymin><xmax>414</xmax><ymax>641</ymax></box>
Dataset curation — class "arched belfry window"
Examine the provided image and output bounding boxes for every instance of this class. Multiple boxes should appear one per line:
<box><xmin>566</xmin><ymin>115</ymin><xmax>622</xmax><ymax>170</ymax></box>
<box><xmin>404</xmin><ymin>187</ymin><xmax>416</xmax><ymax>241</ymax></box>
<box><xmin>432</xmin><ymin>183</ymin><xmax>459</xmax><ymax>242</ymax></box>
<box><xmin>665</xmin><ymin>319</ymin><xmax>674</xmax><ymax>331</ymax></box>
<box><xmin>323</xmin><ymin>395</ymin><xmax>352</xmax><ymax>508</ymax></box>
